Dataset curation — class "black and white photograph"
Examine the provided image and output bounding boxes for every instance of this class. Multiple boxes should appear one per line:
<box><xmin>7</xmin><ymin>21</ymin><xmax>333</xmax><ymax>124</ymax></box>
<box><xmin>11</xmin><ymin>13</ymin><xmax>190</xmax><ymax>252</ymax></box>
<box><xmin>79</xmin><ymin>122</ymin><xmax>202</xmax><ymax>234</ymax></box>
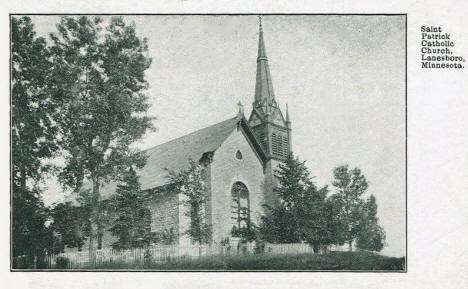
<box><xmin>11</xmin><ymin>14</ymin><xmax>407</xmax><ymax>271</ymax></box>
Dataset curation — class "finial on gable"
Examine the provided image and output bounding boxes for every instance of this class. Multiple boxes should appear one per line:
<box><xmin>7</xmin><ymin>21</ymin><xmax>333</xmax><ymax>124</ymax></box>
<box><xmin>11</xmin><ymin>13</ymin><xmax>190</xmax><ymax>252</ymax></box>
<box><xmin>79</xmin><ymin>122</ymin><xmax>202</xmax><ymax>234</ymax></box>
<box><xmin>237</xmin><ymin>101</ymin><xmax>244</xmax><ymax>115</ymax></box>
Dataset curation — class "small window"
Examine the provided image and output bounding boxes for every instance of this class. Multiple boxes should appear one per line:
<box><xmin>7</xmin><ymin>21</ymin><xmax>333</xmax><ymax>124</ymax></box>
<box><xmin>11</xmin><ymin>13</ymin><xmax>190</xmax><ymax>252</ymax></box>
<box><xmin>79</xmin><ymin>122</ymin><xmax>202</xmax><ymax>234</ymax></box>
<box><xmin>236</xmin><ymin>150</ymin><xmax>243</xmax><ymax>160</ymax></box>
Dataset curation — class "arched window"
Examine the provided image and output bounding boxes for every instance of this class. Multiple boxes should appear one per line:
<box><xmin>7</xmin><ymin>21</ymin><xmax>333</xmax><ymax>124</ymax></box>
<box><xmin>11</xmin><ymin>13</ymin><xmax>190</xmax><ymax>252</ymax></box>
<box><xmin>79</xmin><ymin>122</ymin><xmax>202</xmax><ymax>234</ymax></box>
<box><xmin>231</xmin><ymin>182</ymin><xmax>250</xmax><ymax>234</ymax></box>
<box><xmin>236</xmin><ymin>150</ymin><xmax>243</xmax><ymax>160</ymax></box>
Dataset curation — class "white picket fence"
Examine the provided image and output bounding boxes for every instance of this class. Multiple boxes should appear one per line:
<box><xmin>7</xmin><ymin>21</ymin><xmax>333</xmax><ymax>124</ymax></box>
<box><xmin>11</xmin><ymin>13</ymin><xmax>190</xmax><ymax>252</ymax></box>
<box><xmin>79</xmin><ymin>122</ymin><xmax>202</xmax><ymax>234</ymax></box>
<box><xmin>264</xmin><ymin>243</ymin><xmax>315</xmax><ymax>254</ymax></box>
<box><xmin>51</xmin><ymin>242</ymin><xmax>338</xmax><ymax>269</ymax></box>
<box><xmin>52</xmin><ymin>244</ymin><xmax>245</xmax><ymax>268</ymax></box>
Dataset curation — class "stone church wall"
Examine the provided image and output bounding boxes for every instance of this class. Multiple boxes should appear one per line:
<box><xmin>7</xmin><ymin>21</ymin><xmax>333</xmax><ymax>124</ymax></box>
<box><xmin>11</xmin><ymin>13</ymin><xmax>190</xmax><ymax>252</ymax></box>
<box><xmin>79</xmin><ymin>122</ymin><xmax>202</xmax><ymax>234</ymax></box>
<box><xmin>210</xmin><ymin>127</ymin><xmax>265</xmax><ymax>243</ymax></box>
<box><xmin>148</xmin><ymin>191</ymin><xmax>180</xmax><ymax>244</ymax></box>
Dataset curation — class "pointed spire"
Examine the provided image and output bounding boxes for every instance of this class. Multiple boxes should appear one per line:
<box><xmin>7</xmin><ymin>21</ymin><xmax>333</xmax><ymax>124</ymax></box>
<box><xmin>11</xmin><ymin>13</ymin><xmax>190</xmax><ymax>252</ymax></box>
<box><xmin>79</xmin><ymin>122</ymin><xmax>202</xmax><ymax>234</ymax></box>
<box><xmin>286</xmin><ymin>103</ymin><xmax>290</xmax><ymax>122</ymax></box>
<box><xmin>257</xmin><ymin>16</ymin><xmax>267</xmax><ymax>61</ymax></box>
<box><xmin>254</xmin><ymin>16</ymin><xmax>275</xmax><ymax>107</ymax></box>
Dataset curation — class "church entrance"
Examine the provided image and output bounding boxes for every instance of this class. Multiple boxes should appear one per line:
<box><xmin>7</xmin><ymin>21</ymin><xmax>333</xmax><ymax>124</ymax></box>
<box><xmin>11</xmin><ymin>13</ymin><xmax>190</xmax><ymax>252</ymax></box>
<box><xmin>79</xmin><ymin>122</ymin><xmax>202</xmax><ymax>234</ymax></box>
<box><xmin>230</xmin><ymin>182</ymin><xmax>250</xmax><ymax>237</ymax></box>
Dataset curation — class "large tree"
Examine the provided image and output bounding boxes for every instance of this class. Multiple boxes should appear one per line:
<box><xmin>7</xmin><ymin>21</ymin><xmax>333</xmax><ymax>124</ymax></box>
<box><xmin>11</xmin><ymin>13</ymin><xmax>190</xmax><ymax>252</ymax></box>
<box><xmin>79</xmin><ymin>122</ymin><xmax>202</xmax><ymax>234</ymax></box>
<box><xmin>260</xmin><ymin>153</ymin><xmax>330</xmax><ymax>251</ymax></box>
<box><xmin>356</xmin><ymin>195</ymin><xmax>386</xmax><ymax>252</ymax></box>
<box><xmin>49</xmin><ymin>16</ymin><xmax>154</xmax><ymax>258</ymax></box>
<box><xmin>11</xmin><ymin>16</ymin><xmax>58</xmax><ymax>267</ymax></box>
<box><xmin>296</xmin><ymin>185</ymin><xmax>332</xmax><ymax>253</ymax></box>
<box><xmin>49</xmin><ymin>202</ymin><xmax>88</xmax><ymax>253</ymax></box>
<box><xmin>331</xmin><ymin>165</ymin><xmax>368</xmax><ymax>251</ymax></box>
<box><xmin>325</xmin><ymin>193</ymin><xmax>348</xmax><ymax>247</ymax></box>
<box><xmin>260</xmin><ymin>154</ymin><xmax>308</xmax><ymax>243</ymax></box>
<box><xmin>167</xmin><ymin>159</ymin><xmax>211</xmax><ymax>246</ymax></box>
<box><xmin>109</xmin><ymin>168</ymin><xmax>152</xmax><ymax>249</ymax></box>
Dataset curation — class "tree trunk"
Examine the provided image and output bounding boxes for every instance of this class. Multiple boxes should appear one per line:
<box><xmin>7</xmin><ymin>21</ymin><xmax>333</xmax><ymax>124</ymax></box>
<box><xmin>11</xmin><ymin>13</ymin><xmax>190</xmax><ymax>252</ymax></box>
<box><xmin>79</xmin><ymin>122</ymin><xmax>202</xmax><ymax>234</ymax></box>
<box><xmin>20</xmin><ymin>169</ymin><xmax>27</xmax><ymax>192</ymax></box>
<box><xmin>312</xmin><ymin>241</ymin><xmax>320</xmax><ymax>254</ymax></box>
<box><xmin>348</xmin><ymin>240</ymin><xmax>353</xmax><ymax>252</ymax></box>
<box><xmin>88</xmin><ymin>221</ymin><xmax>97</xmax><ymax>263</ymax></box>
<box><xmin>88</xmin><ymin>177</ymin><xmax>100</xmax><ymax>263</ymax></box>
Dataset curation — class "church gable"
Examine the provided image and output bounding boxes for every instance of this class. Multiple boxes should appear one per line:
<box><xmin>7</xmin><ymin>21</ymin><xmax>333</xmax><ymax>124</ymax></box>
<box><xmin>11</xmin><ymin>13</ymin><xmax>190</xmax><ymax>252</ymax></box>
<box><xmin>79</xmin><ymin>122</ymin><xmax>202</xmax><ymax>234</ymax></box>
<box><xmin>248</xmin><ymin>110</ymin><xmax>263</xmax><ymax>127</ymax></box>
<box><xmin>271</xmin><ymin>108</ymin><xmax>287</xmax><ymax>127</ymax></box>
<box><xmin>212</xmin><ymin>124</ymin><xmax>265</xmax><ymax>176</ymax></box>
<box><xmin>209</xmin><ymin>123</ymin><xmax>266</xmax><ymax>243</ymax></box>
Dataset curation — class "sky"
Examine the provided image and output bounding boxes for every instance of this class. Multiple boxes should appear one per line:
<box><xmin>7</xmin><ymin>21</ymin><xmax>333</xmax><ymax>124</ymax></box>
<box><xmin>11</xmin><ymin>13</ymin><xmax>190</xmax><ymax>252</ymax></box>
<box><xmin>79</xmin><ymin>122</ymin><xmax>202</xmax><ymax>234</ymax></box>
<box><xmin>28</xmin><ymin>15</ymin><xmax>406</xmax><ymax>257</ymax></box>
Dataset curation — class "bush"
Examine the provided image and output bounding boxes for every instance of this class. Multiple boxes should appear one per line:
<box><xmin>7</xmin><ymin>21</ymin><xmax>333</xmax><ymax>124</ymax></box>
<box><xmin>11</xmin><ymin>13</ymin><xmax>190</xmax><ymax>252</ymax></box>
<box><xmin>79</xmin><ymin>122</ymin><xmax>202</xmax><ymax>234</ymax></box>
<box><xmin>36</xmin><ymin>255</ymin><xmax>48</xmax><ymax>269</ymax></box>
<box><xmin>254</xmin><ymin>240</ymin><xmax>265</xmax><ymax>254</ymax></box>
<box><xmin>14</xmin><ymin>255</ymin><xmax>34</xmax><ymax>269</ymax></box>
<box><xmin>144</xmin><ymin>249</ymin><xmax>153</xmax><ymax>265</ymax></box>
<box><xmin>55</xmin><ymin>256</ymin><xmax>70</xmax><ymax>269</ymax></box>
<box><xmin>79</xmin><ymin>251</ymin><xmax>405</xmax><ymax>270</ymax></box>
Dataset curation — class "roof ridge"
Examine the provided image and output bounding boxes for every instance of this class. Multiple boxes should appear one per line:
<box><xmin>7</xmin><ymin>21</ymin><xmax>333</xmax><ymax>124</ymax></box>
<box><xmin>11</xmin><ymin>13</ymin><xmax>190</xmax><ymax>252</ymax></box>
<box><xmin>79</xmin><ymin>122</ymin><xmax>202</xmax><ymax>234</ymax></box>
<box><xmin>143</xmin><ymin>116</ymin><xmax>239</xmax><ymax>154</ymax></box>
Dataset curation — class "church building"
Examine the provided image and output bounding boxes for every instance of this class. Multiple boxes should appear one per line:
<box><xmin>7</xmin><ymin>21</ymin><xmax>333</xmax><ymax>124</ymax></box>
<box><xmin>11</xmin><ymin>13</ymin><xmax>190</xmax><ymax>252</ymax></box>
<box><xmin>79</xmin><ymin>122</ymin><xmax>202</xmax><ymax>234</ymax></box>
<box><xmin>100</xmin><ymin>21</ymin><xmax>292</xmax><ymax>247</ymax></box>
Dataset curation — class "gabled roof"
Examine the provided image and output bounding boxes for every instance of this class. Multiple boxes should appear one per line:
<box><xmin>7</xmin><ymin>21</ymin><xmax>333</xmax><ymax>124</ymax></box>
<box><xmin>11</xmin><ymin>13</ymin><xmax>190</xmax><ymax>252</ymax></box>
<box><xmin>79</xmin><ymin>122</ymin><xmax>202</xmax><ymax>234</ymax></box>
<box><xmin>99</xmin><ymin>115</ymin><xmax>266</xmax><ymax>199</ymax></box>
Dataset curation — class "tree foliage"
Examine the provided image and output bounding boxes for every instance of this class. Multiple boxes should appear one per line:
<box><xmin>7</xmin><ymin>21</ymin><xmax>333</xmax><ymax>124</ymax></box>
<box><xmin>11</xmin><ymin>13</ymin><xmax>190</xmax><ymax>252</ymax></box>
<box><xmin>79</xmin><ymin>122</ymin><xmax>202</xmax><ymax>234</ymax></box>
<box><xmin>12</xmin><ymin>187</ymin><xmax>53</xmax><ymax>268</ymax></box>
<box><xmin>12</xmin><ymin>16</ymin><xmax>57</xmax><ymax>185</ymax></box>
<box><xmin>49</xmin><ymin>202</ymin><xmax>88</xmax><ymax>252</ymax></box>
<box><xmin>49</xmin><ymin>16</ymin><xmax>154</xmax><ymax>254</ymax></box>
<box><xmin>109</xmin><ymin>168</ymin><xmax>153</xmax><ymax>249</ymax></box>
<box><xmin>260</xmin><ymin>158</ymin><xmax>386</xmax><ymax>254</ymax></box>
<box><xmin>325</xmin><ymin>193</ymin><xmax>347</xmax><ymax>247</ymax></box>
<box><xmin>296</xmin><ymin>185</ymin><xmax>333</xmax><ymax>253</ymax></box>
<box><xmin>167</xmin><ymin>159</ymin><xmax>211</xmax><ymax>245</ymax></box>
<box><xmin>356</xmin><ymin>195</ymin><xmax>386</xmax><ymax>252</ymax></box>
<box><xmin>260</xmin><ymin>154</ymin><xmax>305</xmax><ymax>243</ymax></box>
<box><xmin>331</xmin><ymin>165</ymin><xmax>368</xmax><ymax>250</ymax></box>
<box><xmin>11</xmin><ymin>16</ymin><xmax>58</xmax><ymax>266</ymax></box>
<box><xmin>329</xmin><ymin>165</ymin><xmax>386</xmax><ymax>252</ymax></box>
<box><xmin>260</xmin><ymin>154</ymin><xmax>330</xmax><ymax>252</ymax></box>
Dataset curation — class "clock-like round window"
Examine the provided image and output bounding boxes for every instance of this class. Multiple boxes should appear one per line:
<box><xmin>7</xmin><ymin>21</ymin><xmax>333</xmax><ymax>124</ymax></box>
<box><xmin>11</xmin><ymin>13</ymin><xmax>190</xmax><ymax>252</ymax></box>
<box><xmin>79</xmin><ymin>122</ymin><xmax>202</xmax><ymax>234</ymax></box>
<box><xmin>236</xmin><ymin>150</ymin><xmax>243</xmax><ymax>160</ymax></box>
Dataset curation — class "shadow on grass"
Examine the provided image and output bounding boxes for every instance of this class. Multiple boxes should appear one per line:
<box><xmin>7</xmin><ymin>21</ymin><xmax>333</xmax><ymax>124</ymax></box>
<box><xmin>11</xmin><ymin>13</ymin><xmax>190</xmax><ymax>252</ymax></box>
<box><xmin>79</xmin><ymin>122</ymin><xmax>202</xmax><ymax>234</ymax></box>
<box><xmin>77</xmin><ymin>251</ymin><xmax>405</xmax><ymax>271</ymax></box>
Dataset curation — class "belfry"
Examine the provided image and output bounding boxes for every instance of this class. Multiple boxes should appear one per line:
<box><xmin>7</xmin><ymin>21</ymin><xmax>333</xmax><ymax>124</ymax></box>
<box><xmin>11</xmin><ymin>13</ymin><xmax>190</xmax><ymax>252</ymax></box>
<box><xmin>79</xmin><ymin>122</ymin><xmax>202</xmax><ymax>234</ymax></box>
<box><xmin>248</xmin><ymin>17</ymin><xmax>292</xmax><ymax>204</ymax></box>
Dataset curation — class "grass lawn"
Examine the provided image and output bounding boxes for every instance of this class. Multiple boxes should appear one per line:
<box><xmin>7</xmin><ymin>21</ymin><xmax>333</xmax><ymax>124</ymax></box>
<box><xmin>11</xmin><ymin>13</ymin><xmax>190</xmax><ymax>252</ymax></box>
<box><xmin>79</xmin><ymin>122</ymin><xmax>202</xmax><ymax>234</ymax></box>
<box><xmin>79</xmin><ymin>251</ymin><xmax>405</xmax><ymax>271</ymax></box>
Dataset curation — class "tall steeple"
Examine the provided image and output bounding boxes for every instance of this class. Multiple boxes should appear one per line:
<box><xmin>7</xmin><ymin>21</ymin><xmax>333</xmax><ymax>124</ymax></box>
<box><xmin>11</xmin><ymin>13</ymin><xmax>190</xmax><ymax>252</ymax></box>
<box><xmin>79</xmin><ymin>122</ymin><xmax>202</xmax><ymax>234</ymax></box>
<box><xmin>254</xmin><ymin>17</ymin><xmax>277</xmax><ymax>108</ymax></box>
<box><xmin>248</xmin><ymin>16</ymin><xmax>291</xmax><ymax>161</ymax></box>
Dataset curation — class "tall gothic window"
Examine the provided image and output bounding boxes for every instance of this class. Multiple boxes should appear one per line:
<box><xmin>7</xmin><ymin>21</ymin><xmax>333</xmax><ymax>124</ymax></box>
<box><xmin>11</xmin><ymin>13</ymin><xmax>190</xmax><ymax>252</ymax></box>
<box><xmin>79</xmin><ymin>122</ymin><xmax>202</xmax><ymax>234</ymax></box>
<box><xmin>231</xmin><ymin>182</ymin><xmax>250</xmax><ymax>234</ymax></box>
